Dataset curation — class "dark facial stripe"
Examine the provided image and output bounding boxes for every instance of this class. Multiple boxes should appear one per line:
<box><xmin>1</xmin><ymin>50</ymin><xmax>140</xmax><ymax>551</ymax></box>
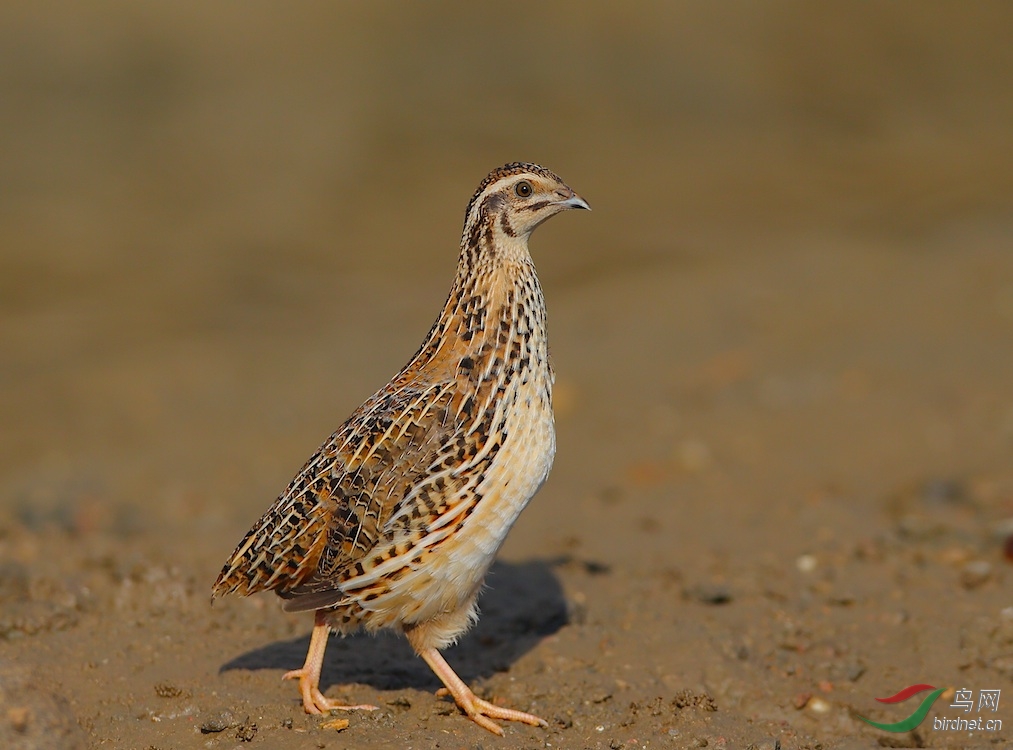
<box><xmin>499</xmin><ymin>210</ymin><xmax>517</xmax><ymax>237</ymax></box>
<box><xmin>519</xmin><ymin>200</ymin><xmax>553</xmax><ymax>213</ymax></box>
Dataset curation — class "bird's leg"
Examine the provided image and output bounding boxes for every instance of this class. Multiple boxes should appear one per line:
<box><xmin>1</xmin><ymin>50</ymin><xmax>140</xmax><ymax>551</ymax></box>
<box><xmin>282</xmin><ymin>610</ymin><xmax>378</xmax><ymax>714</ymax></box>
<box><xmin>419</xmin><ymin>647</ymin><xmax>547</xmax><ymax>735</ymax></box>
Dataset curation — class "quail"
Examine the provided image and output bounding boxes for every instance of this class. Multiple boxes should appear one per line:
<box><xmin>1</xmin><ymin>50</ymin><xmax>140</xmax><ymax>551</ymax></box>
<box><xmin>213</xmin><ymin>163</ymin><xmax>589</xmax><ymax>734</ymax></box>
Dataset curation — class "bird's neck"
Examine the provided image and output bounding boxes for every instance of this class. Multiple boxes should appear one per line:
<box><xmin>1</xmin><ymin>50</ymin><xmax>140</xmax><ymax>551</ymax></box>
<box><xmin>408</xmin><ymin>219</ymin><xmax>547</xmax><ymax>377</ymax></box>
<box><xmin>446</xmin><ymin>232</ymin><xmax>544</xmax><ymax>342</ymax></box>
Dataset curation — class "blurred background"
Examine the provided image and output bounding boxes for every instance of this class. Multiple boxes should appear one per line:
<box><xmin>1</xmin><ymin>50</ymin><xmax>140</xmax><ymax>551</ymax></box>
<box><xmin>2</xmin><ymin>0</ymin><xmax>1012</xmax><ymax>555</ymax></box>
<box><xmin>2</xmin><ymin>3</ymin><xmax>1013</xmax><ymax>746</ymax></box>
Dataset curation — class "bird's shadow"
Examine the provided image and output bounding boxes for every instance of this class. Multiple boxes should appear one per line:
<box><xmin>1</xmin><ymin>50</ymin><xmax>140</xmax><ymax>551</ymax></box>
<box><xmin>219</xmin><ymin>559</ymin><xmax>568</xmax><ymax>692</ymax></box>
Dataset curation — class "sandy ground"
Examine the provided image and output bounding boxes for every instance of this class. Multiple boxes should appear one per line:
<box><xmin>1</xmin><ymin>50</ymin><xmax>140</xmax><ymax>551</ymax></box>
<box><xmin>2</xmin><ymin>3</ymin><xmax>1013</xmax><ymax>749</ymax></box>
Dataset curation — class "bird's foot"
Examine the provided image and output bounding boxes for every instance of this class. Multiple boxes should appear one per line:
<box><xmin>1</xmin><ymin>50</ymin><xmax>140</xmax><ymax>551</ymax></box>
<box><xmin>282</xmin><ymin>668</ymin><xmax>379</xmax><ymax>714</ymax></box>
<box><xmin>435</xmin><ymin>687</ymin><xmax>547</xmax><ymax>735</ymax></box>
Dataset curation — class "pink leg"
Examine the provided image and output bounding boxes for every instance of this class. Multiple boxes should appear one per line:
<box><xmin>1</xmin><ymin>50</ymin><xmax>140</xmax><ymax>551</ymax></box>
<box><xmin>282</xmin><ymin>611</ymin><xmax>378</xmax><ymax>713</ymax></box>
<box><xmin>419</xmin><ymin>647</ymin><xmax>547</xmax><ymax>735</ymax></box>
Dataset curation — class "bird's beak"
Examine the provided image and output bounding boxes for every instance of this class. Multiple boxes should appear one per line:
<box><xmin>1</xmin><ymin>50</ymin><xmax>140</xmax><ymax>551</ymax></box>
<box><xmin>556</xmin><ymin>189</ymin><xmax>591</xmax><ymax>211</ymax></box>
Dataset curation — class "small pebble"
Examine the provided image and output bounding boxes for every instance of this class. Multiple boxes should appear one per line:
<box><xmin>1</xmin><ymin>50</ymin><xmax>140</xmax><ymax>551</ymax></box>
<box><xmin>200</xmin><ymin>718</ymin><xmax>228</xmax><ymax>733</ymax></box>
<box><xmin>807</xmin><ymin>696</ymin><xmax>831</xmax><ymax>715</ymax></box>
<box><xmin>792</xmin><ymin>692</ymin><xmax>811</xmax><ymax>710</ymax></box>
<box><xmin>961</xmin><ymin>560</ymin><xmax>992</xmax><ymax>589</ymax></box>
<box><xmin>8</xmin><ymin>706</ymin><xmax>30</xmax><ymax>732</ymax></box>
<box><xmin>200</xmin><ymin>711</ymin><xmax>235</xmax><ymax>733</ymax></box>
<box><xmin>845</xmin><ymin>662</ymin><xmax>866</xmax><ymax>682</ymax></box>
<box><xmin>795</xmin><ymin>555</ymin><xmax>817</xmax><ymax>574</ymax></box>
<box><xmin>685</xmin><ymin>584</ymin><xmax>732</xmax><ymax>605</ymax></box>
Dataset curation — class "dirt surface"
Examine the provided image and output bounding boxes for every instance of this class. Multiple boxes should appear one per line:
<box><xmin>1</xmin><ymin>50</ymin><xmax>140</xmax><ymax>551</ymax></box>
<box><xmin>2</xmin><ymin>3</ymin><xmax>1013</xmax><ymax>749</ymax></box>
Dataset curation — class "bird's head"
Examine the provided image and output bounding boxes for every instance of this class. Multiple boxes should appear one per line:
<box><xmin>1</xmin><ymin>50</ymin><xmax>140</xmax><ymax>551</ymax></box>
<box><xmin>462</xmin><ymin>163</ymin><xmax>589</xmax><ymax>252</ymax></box>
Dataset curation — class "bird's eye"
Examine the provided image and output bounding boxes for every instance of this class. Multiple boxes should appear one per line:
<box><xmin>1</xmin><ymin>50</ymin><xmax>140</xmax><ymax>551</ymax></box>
<box><xmin>514</xmin><ymin>180</ymin><xmax>533</xmax><ymax>198</ymax></box>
